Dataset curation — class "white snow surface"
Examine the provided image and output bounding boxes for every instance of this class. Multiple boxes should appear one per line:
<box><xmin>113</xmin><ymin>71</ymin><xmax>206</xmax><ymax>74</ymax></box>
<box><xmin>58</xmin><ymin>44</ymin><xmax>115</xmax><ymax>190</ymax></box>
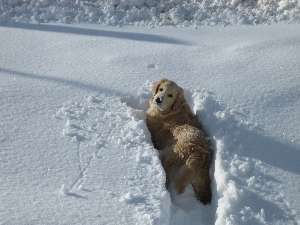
<box><xmin>0</xmin><ymin>23</ymin><xmax>300</xmax><ymax>225</ymax></box>
<box><xmin>0</xmin><ymin>0</ymin><xmax>300</xmax><ymax>26</ymax></box>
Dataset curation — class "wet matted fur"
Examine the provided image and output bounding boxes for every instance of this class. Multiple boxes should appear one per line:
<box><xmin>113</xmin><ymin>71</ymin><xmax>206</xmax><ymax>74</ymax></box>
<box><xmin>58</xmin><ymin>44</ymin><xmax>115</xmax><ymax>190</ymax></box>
<box><xmin>146</xmin><ymin>79</ymin><xmax>213</xmax><ymax>204</ymax></box>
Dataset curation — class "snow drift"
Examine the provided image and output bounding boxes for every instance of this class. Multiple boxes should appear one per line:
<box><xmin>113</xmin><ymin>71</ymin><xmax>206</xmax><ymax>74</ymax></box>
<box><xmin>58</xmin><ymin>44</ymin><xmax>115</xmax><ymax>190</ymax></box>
<box><xmin>1</xmin><ymin>0</ymin><xmax>300</xmax><ymax>26</ymax></box>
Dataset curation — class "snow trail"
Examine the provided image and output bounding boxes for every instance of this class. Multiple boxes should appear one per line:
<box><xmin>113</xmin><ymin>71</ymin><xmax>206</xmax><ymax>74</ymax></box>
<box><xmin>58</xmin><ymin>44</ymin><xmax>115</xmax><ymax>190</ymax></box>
<box><xmin>55</xmin><ymin>83</ymin><xmax>298</xmax><ymax>225</ymax></box>
<box><xmin>123</xmin><ymin>84</ymin><xmax>218</xmax><ymax>225</ymax></box>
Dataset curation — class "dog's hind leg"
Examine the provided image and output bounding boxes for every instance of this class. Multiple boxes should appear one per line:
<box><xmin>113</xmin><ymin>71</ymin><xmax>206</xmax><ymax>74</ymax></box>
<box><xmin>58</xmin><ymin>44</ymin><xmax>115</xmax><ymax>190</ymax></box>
<box><xmin>174</xmin><ymin>164</ymin><xmax>195</xmax><ymax>194</ymax></box>
<box><xmin>191</xmin><ymin>169</ymin><xmax>212</xmax><ymax>205</ymax></box>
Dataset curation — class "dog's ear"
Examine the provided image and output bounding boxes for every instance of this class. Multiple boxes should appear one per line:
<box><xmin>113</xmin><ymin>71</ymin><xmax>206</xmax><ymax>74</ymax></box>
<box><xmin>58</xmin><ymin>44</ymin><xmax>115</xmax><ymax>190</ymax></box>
<box><xmin>171</xmin><ymin>87</ymin><xmax>184</xmax><ymax>111</ymax></box>
<box><xmin>151</xmin><ymin>79</ymin><xmax>168</xmax><ymax>95</ymax></box>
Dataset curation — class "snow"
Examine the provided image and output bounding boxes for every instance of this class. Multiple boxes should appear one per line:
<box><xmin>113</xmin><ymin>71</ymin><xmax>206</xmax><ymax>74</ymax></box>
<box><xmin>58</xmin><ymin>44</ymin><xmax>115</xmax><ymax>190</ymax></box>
<box><xmin>1</xmin><ymin>0</ymin><xmax>300</xmax><ymax>26</ymax></box>
<box><xmin>0</xmin><ymin>22</ymin><xmax>300</xmax><ymax>225</ymax></box>
<box><xmin>55</xmin><ymin>93</ymin><xmax>170</xmax><ymax>225</ymax></box>
<box><xmin>193</xmin><ymin>90</ymin><xmax>299</xmax><ymax>225</ymax></box>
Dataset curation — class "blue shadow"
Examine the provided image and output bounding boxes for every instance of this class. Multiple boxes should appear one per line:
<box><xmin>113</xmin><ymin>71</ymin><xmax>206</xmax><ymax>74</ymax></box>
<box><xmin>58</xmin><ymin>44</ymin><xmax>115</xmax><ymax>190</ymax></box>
<box><xmin>0</xmin><ymin>22</ymin><xmax>192</xmax><ymax>45</ymax></box>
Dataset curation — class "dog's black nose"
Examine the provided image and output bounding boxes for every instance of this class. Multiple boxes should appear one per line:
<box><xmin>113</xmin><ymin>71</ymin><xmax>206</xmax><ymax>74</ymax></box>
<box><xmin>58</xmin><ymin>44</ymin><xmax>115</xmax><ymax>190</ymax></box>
<box><xmin>156</xmin><ymin>97</ymin><xmax>162</xmax><ymax>104</ymax></box>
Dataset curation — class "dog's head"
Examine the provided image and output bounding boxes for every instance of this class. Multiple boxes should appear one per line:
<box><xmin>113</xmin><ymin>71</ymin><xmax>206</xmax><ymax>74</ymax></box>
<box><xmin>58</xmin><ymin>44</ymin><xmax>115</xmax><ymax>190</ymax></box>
<box><xmin>150</xmin><ymin>79</ymin><xmax>184</xmax><ymax>113</ymax></box>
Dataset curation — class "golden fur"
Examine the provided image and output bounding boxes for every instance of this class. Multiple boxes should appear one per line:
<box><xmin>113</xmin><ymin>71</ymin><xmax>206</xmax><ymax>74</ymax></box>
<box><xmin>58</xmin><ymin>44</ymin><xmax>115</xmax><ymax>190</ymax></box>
<box><xmin>146</xmin><ymin>79</ymin><xmax>212</xmax><ymax>204</ymax></box>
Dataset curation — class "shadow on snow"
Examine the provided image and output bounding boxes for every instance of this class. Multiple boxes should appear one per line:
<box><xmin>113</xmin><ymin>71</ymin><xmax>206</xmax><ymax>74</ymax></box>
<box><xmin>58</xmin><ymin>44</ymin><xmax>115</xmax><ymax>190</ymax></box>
<box><xmin>0</xmin><ymin>22</ymin><xmax>192</xmax><ymax>45</ymax></box>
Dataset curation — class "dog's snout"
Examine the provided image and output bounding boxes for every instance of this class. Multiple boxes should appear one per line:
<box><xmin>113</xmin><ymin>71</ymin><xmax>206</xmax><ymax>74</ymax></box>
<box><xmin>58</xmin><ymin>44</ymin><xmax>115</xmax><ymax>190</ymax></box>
<box><xmin>155</xmin><ymin>97</ymin><xmax>162</xmax><ymax>104</ymax></box>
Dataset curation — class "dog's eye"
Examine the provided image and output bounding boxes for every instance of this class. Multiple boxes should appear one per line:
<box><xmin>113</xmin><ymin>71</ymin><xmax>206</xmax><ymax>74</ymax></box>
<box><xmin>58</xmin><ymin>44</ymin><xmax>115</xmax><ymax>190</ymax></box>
<box><xmin>159</xmin><ymin>88</ymin><xmax>163</xmax><ymax>92</ymax></box>
<box><xmin>168</xmin><ymin>94</ymin><xmax>173</xmax><ymax>98</ymax></box>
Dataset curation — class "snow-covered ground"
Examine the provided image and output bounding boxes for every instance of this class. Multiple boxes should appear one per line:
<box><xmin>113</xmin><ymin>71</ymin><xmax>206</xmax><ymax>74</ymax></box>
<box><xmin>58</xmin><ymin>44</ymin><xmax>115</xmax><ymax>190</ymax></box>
<box><xmin>0</xmin><ymin>22</ymin><xmax>299</xmax><ymax>225</ymax></box>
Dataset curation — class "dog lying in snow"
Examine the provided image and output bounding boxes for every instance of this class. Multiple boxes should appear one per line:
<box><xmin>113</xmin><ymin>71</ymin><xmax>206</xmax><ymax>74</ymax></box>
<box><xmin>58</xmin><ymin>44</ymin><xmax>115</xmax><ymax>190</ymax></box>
<box><xmin>146</xmin><ymin>79</ymin><xmax>212</xmax><ymax>204</ymax></box>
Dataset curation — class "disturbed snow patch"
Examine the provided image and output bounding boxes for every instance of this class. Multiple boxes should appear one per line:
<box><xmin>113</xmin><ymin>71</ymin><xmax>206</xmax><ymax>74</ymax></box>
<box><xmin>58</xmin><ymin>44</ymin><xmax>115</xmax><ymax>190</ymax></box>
<box><xmin>55</xmin><ymin>93</ymin><xmax>171</xmax><ymax>225</ymax></box>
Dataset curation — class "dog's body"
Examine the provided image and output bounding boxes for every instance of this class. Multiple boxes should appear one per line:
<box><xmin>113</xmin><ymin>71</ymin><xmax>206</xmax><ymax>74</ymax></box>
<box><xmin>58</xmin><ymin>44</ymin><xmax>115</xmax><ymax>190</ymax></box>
<box><xmin>146</xmin><ymin>79</ymin><xmax>212</xmax><ymax>204</ymax></box>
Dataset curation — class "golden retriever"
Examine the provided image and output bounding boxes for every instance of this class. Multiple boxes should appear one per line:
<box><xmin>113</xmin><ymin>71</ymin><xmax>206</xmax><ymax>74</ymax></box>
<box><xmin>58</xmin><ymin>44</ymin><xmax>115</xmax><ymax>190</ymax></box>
<box><xmin>146</xmin><ymin>79</ymin><xmax>212</xmax><ymax>204</ymax></box>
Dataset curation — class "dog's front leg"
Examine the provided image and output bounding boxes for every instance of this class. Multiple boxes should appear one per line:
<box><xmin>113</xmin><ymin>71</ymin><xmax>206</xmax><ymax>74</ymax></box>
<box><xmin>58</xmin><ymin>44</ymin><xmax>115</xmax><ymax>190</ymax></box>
<box><xmin>161</xmin><ymin>151</ymin><xmax>177</xmax><ymax>190</ymax></box>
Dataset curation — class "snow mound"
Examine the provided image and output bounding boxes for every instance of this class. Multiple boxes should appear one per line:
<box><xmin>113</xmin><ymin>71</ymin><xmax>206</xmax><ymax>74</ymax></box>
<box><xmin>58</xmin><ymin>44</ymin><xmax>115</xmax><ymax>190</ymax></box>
<box><xmin>1</xmin><ymin>0</ymin><xmax>300</xmax><ymax>26</ymax></box>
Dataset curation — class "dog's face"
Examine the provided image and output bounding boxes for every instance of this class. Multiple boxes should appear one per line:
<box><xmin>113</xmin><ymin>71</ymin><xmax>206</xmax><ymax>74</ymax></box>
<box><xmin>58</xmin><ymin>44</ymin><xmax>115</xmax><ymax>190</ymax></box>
<box><xmin>151</xmin><ymin>79</ymin><xmax>184</xmax><ymax>113</ymax></box>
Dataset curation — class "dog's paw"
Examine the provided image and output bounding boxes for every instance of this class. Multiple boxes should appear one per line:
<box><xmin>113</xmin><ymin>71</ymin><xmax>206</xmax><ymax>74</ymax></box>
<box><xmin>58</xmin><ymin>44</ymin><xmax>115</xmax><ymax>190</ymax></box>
<box><xmin>194</xmin><ymin>188</ymin><xmax>212</xmax><ymax>205</ymax></box>
<box><xmin>198</xmin><ymin>194</ymin><xmax>212</xmax><ymax>205</ymax></box>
